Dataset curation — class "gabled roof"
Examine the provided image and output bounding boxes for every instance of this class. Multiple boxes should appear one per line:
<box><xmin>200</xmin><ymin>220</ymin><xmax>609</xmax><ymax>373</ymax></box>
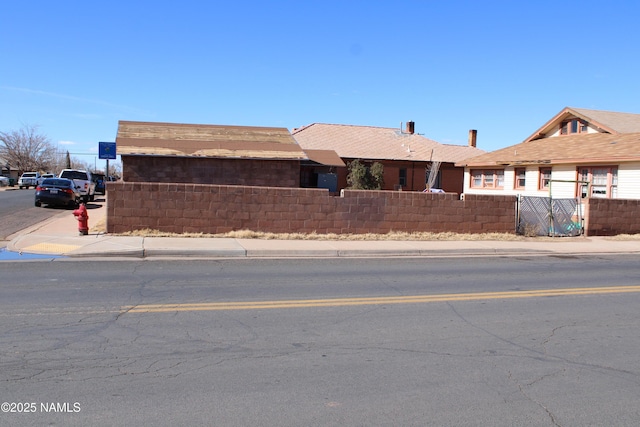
<box><xmin>525</xmin><ymin>107</ymin><xmax>640</xmax><ymax>142</ymax></box>
<box><xmin>457</xmin><ymin>132</ymin><xmax>640</xmax><ymax>167</ymax></box>
<box><xmin>116</xmin><ymin>121</ymin><xmax>308</xmax><ymax>161</ymax></box>
<box><xmin>292</xmin><ymin>123</ymin><xmax>484</xmax><ymax>163</ymax></box>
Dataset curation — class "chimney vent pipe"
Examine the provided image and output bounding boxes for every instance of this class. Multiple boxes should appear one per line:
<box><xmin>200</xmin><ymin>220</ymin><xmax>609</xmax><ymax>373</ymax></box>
<box><xmin>406</xmin><ymin>121</ymin><xmax>415</xmax><ymax>134</ymax></box>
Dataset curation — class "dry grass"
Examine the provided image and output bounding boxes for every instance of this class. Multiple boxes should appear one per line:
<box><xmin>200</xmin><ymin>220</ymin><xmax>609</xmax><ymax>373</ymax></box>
<box><xmin>605</xmin><ymin>233</ymin><xmax>640</xmax><ymax>240</ymax></box>
<box><xmin>113</xmin><ymin>228</ymin><xmax>529</xmax><ymax>241</ymax></box>
<box><xmin>91</xmin><ymin>217</ymin><xmax>107</xmax><ymax>234</ymax></box>
<box><xmin>107</xmin><ymin>226</ymin><xmax>640</xmax><ymax>241</ymax></box>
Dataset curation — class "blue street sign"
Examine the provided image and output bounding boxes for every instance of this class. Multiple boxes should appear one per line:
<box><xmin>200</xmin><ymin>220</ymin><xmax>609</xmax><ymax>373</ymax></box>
<box><xmin>99</xmin><ymin>142</ymin><xmax>117</xmax><ymax>159</ymax></box>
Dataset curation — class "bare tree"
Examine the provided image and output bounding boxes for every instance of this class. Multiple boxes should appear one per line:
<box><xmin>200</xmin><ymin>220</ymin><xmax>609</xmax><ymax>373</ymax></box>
<box><xmin>0</xmin><ymin>124</ymin><xmax>56</xmax><ymax>172</ymax></box>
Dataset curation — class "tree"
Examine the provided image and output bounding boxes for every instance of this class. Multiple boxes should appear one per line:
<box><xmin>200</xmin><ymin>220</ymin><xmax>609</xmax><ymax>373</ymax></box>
<box><xmin>0</xmin><ymin>124</ymin><xmax>56</xmax><ymax>172</ymax></box>
<box><xmin>347</xmin><ymin>159</ymin><xmax>368</xmax><ymax>189</ymax></box>
<box><xmin>369</xmin><ymin>162</ymin><xmax>384</xmax><ymax>190</ymax></box>
<box><xmin>347</xmin><ymin>159</ymin><xmax>384</xmax><ymax>190</ymax></box>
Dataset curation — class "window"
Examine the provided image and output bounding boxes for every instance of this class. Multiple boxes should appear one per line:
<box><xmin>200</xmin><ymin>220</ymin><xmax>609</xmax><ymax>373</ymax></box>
<box><xmin>470</xmin><ymin>169</ymin><xmax>504</xmax><ymax>189</ymax></box>
<box><xmin>539</xmin><ymin>168</ymin><xmax>551</xmax><ymax>190</ymax></box>
<box><xmin>579</xmin><ymin>166</ymin><xmax>618</xmax><ymax>199</ymax></box>
<box><xmin>560</xmin><ymin>119</ymin><xmax>588</xmax><ymax>135</ymax></box>
<box><xmin>399</xmin><ymin>168</ymin><xmax>407</xmax><ymax>186</ymax></box>
<box><xmin>514</xmin><ymin>168</ymin><xmax>526</xmax><ymax>190</ymax></box>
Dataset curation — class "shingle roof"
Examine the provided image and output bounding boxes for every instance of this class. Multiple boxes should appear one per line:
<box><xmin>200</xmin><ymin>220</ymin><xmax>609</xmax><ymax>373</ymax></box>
<box><xmin>570</xmin><ymin>108</ymin><xmax>640</xmax><ymax>133</ymax></box>
<box><xmin>525</xmin><ymin>107</ymin><xmax>640</xmax><ymax>142</ymax></box>
<box><xmin>292</xmin><ymin>123</ymin><xmax>484</xmax><ymax>163</ymax></box>
<box><xmin>116</xmin><ymin>121</ymin><xmax>308</xmax><ymax>161</ymax></box>
<box><xmin>457</xmin><ymin>131</ymin><xmax>640</xmax><ymax>167</ymax></box>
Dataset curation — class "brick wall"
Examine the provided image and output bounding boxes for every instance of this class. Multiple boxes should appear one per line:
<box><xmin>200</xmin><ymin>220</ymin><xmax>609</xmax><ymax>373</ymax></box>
<box><xmin>585</xmin><ymin>198</ymin><xmax>640</xmax><ymax>236</ymax></box>
<box><xmin>106</xmin><ymin>182</ymin><xmax>517</xmax><ymax>235</ymax></box>
<box><xmin>121</xmin><ymin>156</ymin><xmax>300</xmax><ymax>188</ymax></box>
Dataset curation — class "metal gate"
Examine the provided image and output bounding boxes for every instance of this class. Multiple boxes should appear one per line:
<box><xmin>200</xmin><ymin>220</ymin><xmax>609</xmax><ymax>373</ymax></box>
<box><xmin>517</xmin><ymin>196</ymin><xmax>582</xmax><ymax>237</ymax></box>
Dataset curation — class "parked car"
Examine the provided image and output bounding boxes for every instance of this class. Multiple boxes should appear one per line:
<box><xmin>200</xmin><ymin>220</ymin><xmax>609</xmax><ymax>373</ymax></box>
<box><xmin>18</xmin><ymin>172</ymin><xmax>41</xmax><ymax>189</ymax></box>
<box><xmin>0</xmin><ymin>176</ymin><xmax>9</xmax><ymax>187</ymax></box>
<box><xmin>35</xmin><ymin>178</ymin><xmax>81</xmax><ymax>208</ymax></box>
<box><xmin>93</xmin><ymin>173</ymin><xmax>106</xmax><ymax>195</ymax></box>
<box><xmin>58</xmin><ymin>169</ymin><xmax>96</xmax><ymax>203</ymax></box>
<box><xmin>37</xmin><ymin>173</ymin><xmax>56</xmax><ymax>185</ymax></box>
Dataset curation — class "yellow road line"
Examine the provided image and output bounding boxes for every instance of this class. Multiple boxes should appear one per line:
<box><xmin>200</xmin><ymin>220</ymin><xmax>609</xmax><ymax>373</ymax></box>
<box><xmin>122</xmin><ymin>285</ymin><xmax>640</xmax><ymax>313</ymax></box>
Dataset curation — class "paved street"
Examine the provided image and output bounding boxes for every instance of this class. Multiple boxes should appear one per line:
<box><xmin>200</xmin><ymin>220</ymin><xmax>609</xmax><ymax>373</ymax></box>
<box><xmin>0</xmin><ymin>188</ymin><xmax>61</xmax><ymax>241</ymax></box>
<box><xmin>2</xmin><ymin>256</ymin><xmax>640</xmax><ymax>426</ymax></box>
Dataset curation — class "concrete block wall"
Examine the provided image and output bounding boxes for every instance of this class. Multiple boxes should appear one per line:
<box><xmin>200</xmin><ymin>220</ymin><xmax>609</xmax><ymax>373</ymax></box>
<box><xmin>121</xmin><ymin>156</ymin><xmax>300</xmax><ymax>188</ymax></box>
<box><xmin>585</xmin><ymin>198</ymin><xmax>640</xmax><ymax>236</ymax></box>
<box><xmin>106</xmin><ymin>182</ymin><xmax>518</xmax><ymax>235</ymax></box>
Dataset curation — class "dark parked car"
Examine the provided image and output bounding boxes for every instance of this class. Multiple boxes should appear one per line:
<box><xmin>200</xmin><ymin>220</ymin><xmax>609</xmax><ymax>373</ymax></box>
<box><xmin>93</xmin><ymin>173</ymin><xmax>106</xmax><ymax>195</ymax></box>
<box><xmin>35</xmin><ymin>178</ymin><xmax>81</xmax><ymax>208</ymax></box>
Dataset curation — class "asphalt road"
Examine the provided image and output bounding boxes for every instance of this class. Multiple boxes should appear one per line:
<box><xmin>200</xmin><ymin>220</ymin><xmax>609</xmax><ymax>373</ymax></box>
<box><xmin>0</xmin><ymin>188</ymin><xmax>66</xmax><ymax>242</ymax></box>
<box><xmin>2</xmin><ymin>256</ymin><xmax>640</xmax><ymax>426</ymax></box>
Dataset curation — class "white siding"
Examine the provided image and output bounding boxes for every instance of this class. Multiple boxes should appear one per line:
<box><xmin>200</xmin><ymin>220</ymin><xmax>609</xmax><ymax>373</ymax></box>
<box><xmin>465</xmin><ymin>163</ymin><xmax>640</xmax><ymax>200</ymax></box>
<box><xmin>464</xmin><ymin>165</ymin><xmax>580</xmax><ymax>198</ymax></box>
<box><xmin>549</xmin><ymin>165</ymin><xmax>578</xmax><ymax>198</ymax></box>
<box><xmin>617</xmin><ymin>162</ymin><xmax>640</xmax><ymax>199</ymax></box>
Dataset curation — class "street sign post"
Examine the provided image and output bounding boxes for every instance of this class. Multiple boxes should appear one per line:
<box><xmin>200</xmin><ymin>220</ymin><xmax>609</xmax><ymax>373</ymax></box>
<box><xmin>99</xmin><ymin>142</ymin><xmax>117</xmax><ymax>180</ymax></box>
<box><xmin>99</xmin><ymin>142</ymin><xmax>116</xmax><ymax>160</ymax></box>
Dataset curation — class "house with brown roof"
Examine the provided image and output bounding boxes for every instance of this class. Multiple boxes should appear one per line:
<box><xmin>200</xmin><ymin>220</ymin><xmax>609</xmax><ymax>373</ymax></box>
<box><xmin>116</xmin><ymin>120</ymin><xmax>314</xmax><ymax>188</ymax></box>
<box><xmin>457</xmin><ymin>107</ymin><xmax>640</xmax><ymax>200</ymax></box>
<box><xmin>292</xmin><ymin>122</ymin><xmax>484</xmax><ymax>193</ymax></box>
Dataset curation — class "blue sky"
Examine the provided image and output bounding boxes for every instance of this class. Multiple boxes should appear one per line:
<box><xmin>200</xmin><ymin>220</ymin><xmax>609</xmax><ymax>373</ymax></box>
<box><xmin>2</xmin><ymin>0</ymin><xmax>640</xmax><ymax>167</ymax></box>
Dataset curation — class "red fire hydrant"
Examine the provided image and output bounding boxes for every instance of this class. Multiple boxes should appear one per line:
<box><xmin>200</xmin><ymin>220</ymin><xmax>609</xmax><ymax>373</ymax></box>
<box><xmin>73</xmin><ymin>203</ymin><xmax>89</xmax><ymax>236</ymax></box>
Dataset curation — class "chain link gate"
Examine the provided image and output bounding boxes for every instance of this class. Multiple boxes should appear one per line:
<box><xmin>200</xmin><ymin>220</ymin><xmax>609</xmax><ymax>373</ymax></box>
<box><xmin>517</xmin><ymin>195</ymin><xmax>583</xmax><ymax>237</ymax></box>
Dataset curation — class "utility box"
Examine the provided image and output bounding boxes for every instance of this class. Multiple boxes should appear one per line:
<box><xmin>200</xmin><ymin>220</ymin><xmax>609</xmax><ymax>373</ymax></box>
<box><xmin>318</xmin><ymin>173</ymin><xmax>338</xmax><ymax>192</ymax></box>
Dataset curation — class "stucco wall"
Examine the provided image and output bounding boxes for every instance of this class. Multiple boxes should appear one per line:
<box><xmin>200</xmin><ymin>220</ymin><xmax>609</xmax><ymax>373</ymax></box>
<box><xmin>106</xmin><ymin>182</ymin><xmax>517</xmax><ymax>235</ymax></box>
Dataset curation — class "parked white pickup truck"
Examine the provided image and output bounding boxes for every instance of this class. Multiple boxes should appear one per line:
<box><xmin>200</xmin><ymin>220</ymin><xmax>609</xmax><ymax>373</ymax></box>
<box><xmin>18</xmin><ymin>172</ymin><xmax>41</xmax><ymax>189</ymax></box>
<box><xmin>37</xmin><ymin>173</ymin><xmax>56</xmax><ymax>185</ymax></box>
<box><xmin>58</xmin><ymin>169</ymin><xmax>96</xmax><ymax>203</ymax></box>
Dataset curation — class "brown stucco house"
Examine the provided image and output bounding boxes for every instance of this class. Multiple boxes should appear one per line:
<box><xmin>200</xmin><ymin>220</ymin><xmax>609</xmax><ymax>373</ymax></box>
<box><xmin>292</xmin><ymin>121</ymin><xmax>484</xmax><ymax>193</ymax></box>
<box><xmin>116</xmin><ymin>120</ymin><xmax>312</xmax><ymax>188</ymax></box>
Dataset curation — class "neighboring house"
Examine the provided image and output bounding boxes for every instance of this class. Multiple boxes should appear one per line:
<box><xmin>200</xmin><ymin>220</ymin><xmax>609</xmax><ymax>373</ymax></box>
<box><xmin>0</xmin><ymin>160</ymin><xmax>19</xmax><ymax>182</ymax></box>
<box><xmin>292</xmin><ymin>122</ymin><xmax>484</xmax><ymax>193</ymax></box>
<box><xmin>116</xmin><ymin>121</ymin><xmax>313</xmax><ymax>188</ymax></box>
<box><xmin>457</xmin><ymin>107</ymin><xmax>640</xmax><ymax>200</ymax></box>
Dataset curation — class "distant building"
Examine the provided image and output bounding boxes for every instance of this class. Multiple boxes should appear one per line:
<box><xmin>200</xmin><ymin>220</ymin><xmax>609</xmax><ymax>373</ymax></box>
<box><xmin>116</xmin><ymin>120</ymin><xmax>313</xmax><ymax>188</ymax></box>
<box><xmin>293</xmin><ymin>121</ymin><xmax>484</xmax><ymax>193</ymax></box>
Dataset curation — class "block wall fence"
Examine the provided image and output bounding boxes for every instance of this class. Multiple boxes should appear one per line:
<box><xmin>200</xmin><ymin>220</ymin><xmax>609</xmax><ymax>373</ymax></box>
<box><xmin>585</xmin><ymin>198</ymin><xmax>640</xmax><ymax>236</ymax></box>
<box><xmin>105</xmin><ymin>182</ymin><xmax>517</xmax><ymax>235</ymax></box>
<box><xmin>105</xmin><ymin>182</ymin><xmax>640</xmax><ymax>236</ymax></box>
<box><xmin>121</xmin><ymin>157</ymin><xmax>300</xmax><ymax>188</ymax></box>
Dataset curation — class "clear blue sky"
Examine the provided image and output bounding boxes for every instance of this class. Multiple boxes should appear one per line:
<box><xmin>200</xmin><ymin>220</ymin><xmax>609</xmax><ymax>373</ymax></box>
<box><xmin>2</xmin><ymin>0</ymin><xmax>640</xmax><ymax>166</ymax></box>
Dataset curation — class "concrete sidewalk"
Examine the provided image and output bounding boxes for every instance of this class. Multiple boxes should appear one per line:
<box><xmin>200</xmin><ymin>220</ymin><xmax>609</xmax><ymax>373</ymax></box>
<box><xmin>6</xmin><ymin>200</ymin><xmax>640</xmax><ymax>259</ymax></box>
